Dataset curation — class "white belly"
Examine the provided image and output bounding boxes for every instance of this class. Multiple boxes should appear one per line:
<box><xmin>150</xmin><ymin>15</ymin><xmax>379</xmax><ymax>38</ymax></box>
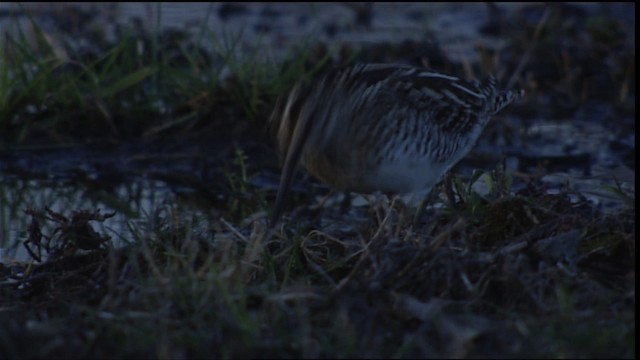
<box><xmin>368</xmin><ymin>157</ymin><xmax>450</xmax><ymax>194</ymax></box>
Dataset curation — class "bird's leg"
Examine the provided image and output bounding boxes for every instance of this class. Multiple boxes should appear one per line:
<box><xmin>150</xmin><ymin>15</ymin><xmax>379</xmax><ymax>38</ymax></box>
<box><xmin>443</xmin><ymin>171</ymin><xmax>458</xmax><ymax>212</ymax></box>
<box><xmin>390</xmin><ymin>195</ymin><xmax>413</xmax><ymax>235</ymax></box>
<box><xmin>339</xmin><ymin>191</ymin><xmax>352</xmax><ymax>214</ymax></box>
<box><xmin>306</xmin><ymin>189</ymin><xmax>353</xmax><ymax>222</ymax></box>
<box><xmin>412</xmin><ymin>194</ymin><xmax>427</xmax><ymax>228</ymax></box>
<box><xmin>309</xmin><ymin>189</ymin><xmax>336</xmax><ymax>212</ymax></box>
<box><xmin>368</xmin><ymin>192</ymin><xmax>389</xmax><ymax>226</ymax></box>
<box><xmin>371</xmin><ymin>192</ymin><xmax>397</xmax><ymax>238</ymax></box>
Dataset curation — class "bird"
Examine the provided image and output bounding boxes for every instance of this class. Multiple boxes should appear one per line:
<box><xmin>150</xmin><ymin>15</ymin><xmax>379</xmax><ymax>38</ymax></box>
<box><xmin>269</xmin><ymin>63</ymin><xmax>524</xmax><ymax>226</ymax></box>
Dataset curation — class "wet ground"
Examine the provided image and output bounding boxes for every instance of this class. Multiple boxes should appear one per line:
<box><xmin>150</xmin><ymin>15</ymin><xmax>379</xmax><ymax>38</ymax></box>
<box><xmin>0</xmin><ymin>2</ymin><xmax>635</xmax><ymax>259</ymax></box>
<box><xmin>0</xmin><ymin>3</ymin><xmax>635</xmax><ymax>358</ymax></box>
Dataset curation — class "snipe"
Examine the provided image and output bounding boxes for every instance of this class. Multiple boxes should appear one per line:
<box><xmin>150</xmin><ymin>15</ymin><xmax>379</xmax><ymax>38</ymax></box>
<box><xmin>269</xmin><ymin>63</ymin><xmax>524</xmax><ymax>226</ymax></box>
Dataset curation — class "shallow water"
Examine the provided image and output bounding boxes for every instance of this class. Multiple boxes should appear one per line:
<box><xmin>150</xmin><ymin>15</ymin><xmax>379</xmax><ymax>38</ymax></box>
<box><xmin>1</xmin><ymin>107</ymin><xmax>633</xmax><ymax>261</ymax></box>
<box><xmin>0</xmin><ymin>2</ymin><xmax>634</xmax><ymax>261</ymax></box>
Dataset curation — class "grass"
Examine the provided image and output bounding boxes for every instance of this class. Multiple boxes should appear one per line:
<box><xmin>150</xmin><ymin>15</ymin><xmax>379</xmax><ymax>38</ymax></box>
<box><xmin>0</xmin><ymin>3</ymin><xmax>635</xmax><ymax>359</ymax></box>
<box><xmin>1</xmin><ymin>172</ymin><xmax>633</xmax><ymax>358</ymax></box>
<box><xmin>0</xmin><ymin>5</ymin><xmax>328</xmax><ymax>146</ymax></box>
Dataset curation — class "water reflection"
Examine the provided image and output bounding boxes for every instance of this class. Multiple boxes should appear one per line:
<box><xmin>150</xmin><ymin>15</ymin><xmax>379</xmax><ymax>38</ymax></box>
<box><xmin>0</xmin><ymin>178</ymin><xmax>172</xmax><ymax>261</ymax></box>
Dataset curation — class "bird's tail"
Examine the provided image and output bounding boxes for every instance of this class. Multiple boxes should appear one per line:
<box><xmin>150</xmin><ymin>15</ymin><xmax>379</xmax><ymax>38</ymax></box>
<box><xmin>493</xmin><ymin>88</ymin><xmax>525</xmax><ymax>114</ymax></box>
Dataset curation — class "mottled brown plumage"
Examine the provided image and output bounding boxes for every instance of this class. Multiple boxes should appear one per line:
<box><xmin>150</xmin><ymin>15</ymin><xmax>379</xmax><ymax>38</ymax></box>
<box><xmin>270</xmin><ymin>63</ymin><xmax>523</xmax><ymax>225</ymax></box>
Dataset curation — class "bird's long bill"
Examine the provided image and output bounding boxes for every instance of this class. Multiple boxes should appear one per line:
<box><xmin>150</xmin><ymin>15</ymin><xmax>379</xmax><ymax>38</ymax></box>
<box><xmin>269</xmin><ymin>106</ymin><xmax>314</xmax><ymax>227</ymax></box>
<box><xmin>270</xmin><ymin>158</ymin><xmax>297</xmax><ymax>227</ymax></box>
